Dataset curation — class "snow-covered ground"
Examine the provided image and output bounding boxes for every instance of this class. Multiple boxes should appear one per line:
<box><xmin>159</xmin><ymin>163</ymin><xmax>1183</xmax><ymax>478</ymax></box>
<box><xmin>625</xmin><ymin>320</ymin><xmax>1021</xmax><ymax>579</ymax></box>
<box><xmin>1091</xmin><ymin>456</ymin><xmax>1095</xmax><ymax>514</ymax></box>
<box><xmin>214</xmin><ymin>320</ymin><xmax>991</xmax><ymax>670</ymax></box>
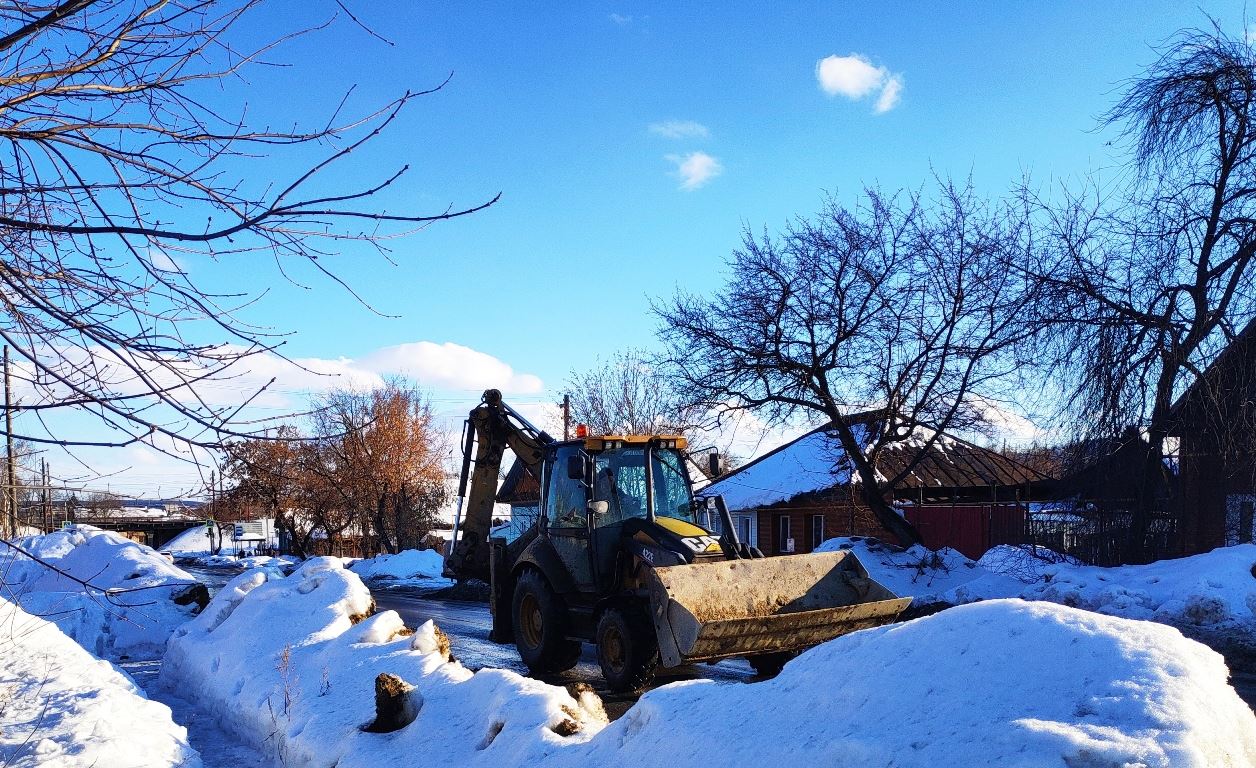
<box><xmin>820</xmin><ymin>536</ymin><xmax>1256</xmax><ymax>631</ymax></box>
<box><xmin>0</xmin><ymin>599</ymin><xmax>202</xmax><ymax>767</ymax></box>
<box><xmin>161</xmin><ymin>554</ymin><xmax>1256</xmax><ymax>767</ymax></box>
<box><xmin>160</xmin><ymin>557</ymin><xmax>607</xmax><ymax>767</ymax></box>
<box><xmin>1</xmin><ymin>525</ymin><xmax>204</xmax><ymax>661</ymax></box>
<box><xmin>347</xmin><ymin>548</ymin><xmax>449</xmax><ymax>588</ymax></box>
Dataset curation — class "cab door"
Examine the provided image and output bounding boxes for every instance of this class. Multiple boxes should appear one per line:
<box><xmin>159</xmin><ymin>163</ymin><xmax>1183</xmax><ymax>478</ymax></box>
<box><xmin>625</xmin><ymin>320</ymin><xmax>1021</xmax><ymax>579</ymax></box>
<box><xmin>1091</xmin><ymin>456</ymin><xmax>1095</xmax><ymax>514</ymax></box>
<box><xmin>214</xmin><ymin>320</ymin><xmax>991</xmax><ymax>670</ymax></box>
<box><xmin>543</xmin><ymin>445</ymin><xmax>594</xmax><ymax>590</ymax></box>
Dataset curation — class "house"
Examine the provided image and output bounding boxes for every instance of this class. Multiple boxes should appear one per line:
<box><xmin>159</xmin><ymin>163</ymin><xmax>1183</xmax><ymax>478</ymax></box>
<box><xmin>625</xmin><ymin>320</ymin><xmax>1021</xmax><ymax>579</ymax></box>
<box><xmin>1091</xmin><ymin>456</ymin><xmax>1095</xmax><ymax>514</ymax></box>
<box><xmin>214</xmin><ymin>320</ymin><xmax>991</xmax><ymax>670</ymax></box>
<box><xmin>1170</xmin><ymin>318</ymin><xmax>1256</xmax><ymax>553</ymax></box>
<box><xmin>700</xmin><ymin>424</ymin><xmax>1048</xmax><ymax>559</ymax></box>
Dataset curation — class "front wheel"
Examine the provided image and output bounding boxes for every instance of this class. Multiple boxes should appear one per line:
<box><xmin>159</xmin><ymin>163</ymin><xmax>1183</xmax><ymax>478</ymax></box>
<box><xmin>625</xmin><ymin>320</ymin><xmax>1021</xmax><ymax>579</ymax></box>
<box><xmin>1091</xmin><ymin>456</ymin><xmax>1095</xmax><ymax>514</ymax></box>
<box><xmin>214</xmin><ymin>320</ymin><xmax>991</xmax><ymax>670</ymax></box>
<box><xmin>512</xmin><ymin>570</ymin><xmax>581</xmax><ymax>673</ymax></box>
<box><xmin>595</xmin><ymin>606</ymin><xmax>660</xmax><ymax>693</ymax></box>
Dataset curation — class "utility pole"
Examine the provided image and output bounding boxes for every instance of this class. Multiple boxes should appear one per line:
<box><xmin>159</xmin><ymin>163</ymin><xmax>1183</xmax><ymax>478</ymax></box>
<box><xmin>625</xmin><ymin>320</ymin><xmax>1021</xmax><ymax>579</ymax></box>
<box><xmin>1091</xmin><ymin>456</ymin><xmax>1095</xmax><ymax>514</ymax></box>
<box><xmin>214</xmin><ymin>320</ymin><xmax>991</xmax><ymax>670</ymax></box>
<box><xmin>4</xmin><ymin>346</ymin><xmax>14</xmax><ymax>538</ymax></box>
<box><xmin>562</xmin><ymin>394</ymin><xmax>570</xmax><ymax>441</ymax></box>
<box><xmin>41</xmin><ymin>458</ymin><xmax>49</xmax><ymax>533</ymax></box>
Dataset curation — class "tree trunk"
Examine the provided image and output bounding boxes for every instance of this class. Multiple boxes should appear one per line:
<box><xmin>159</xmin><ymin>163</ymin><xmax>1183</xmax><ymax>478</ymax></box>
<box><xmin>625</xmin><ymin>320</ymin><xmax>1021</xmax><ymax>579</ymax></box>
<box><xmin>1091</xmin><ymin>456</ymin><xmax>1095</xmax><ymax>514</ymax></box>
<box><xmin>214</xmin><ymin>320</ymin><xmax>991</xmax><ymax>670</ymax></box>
<box><xmin>829</xmin><ymin>421</ymin><xmax>924</xmax><ymax>547</ymax></box>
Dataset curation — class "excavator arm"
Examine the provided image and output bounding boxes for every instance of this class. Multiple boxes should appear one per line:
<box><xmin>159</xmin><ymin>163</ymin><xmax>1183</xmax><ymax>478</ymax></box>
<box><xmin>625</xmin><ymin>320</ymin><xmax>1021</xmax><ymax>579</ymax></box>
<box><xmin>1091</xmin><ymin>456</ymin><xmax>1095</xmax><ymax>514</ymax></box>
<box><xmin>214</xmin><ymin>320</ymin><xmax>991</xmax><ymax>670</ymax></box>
<box><xmin>444</xmin><ymin>389</ymin><xmax>553</xmax><ymax>582</ymax></box>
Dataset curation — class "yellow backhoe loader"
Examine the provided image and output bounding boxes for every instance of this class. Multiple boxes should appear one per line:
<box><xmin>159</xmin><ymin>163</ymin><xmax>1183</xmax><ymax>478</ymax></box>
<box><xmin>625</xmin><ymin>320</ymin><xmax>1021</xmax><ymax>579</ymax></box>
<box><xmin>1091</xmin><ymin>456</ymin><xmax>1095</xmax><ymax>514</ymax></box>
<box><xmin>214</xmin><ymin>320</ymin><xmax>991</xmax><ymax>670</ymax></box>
<box><xmin>444</xmin><ymin>389</ymin><xmax>910</xmax><ymax>691</ymax></box>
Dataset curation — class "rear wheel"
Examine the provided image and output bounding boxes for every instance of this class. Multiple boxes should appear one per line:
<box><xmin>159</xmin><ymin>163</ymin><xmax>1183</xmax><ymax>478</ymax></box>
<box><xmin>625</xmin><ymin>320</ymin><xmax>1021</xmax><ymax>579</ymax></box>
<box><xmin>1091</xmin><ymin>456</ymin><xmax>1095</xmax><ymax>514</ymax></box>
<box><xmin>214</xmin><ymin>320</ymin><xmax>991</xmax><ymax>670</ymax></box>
<box><xmin>596</xmin><ymin>606</ymin><xmax>660</xmax><ymax>693</ymax></box>
<box><xmin>512</xmin><ymin>570</ymin><xmax>581</xmax><ymax>673</ymax></box>
<box><xmin>747</xmin><ymin>650</ymin><xmax>797</xmax><ymax>677</ymax></box>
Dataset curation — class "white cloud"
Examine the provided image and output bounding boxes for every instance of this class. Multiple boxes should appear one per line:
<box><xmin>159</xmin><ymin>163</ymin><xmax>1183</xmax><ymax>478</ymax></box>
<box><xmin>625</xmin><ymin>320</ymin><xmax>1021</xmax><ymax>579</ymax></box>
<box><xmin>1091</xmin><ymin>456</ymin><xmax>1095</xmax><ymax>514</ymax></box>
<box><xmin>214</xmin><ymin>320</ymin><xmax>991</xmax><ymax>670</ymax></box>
<box><xmin>666</xmin><ymin>151</ymin><xmax>722</xmax><ymax>190</ymax></box>
<box><xmin>649</xmin><ymin>120</ymin><xmax>710</xmax><ymax>140</ymax></box>
<box><xmin>609</xmin><ymin>13</ymin><xmax>632</xmax><ymax>26</ymax></box>
<box><xmin>358</xmin><ymin>341</ymin><xmax>544</xmax><ymax>395</ymax></box>
<box><xmin>875</xmin><ymin>74</ymin><xmax>903</xmax><ymax>113</ymax></box>
<box><xmin>815</xmin><ymin>53</ymin><xmax>904</xmax><ymax>113</ymax></box>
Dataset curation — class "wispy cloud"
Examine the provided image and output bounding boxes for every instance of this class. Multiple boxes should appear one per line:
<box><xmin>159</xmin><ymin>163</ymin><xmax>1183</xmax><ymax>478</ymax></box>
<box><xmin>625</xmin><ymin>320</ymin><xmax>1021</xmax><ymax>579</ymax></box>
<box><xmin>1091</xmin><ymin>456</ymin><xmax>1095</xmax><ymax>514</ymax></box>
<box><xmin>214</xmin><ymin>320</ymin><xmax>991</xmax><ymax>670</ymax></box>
<box><xmin>815</xmin><ymin>53</ymin><xmax>904</xmax><ymax>114</ymax></box>
<box><xmin>649</xmin><ymin>119</ymin><xmax>710</xmax><ymax>140</ymax></box>
<box><xmin>667</xmin><ymin>151</ymin><xmax>722</xmax><ymax>191</ymax></box>
<box><xmin>875</xmin><ymin>74</ymin><xmax>903</xmax><ymax>113</ymax></box>
<box><xmin>609</xmin><ymin>13</ymin><xmax>632</xmax><ymax>26</ymax></box>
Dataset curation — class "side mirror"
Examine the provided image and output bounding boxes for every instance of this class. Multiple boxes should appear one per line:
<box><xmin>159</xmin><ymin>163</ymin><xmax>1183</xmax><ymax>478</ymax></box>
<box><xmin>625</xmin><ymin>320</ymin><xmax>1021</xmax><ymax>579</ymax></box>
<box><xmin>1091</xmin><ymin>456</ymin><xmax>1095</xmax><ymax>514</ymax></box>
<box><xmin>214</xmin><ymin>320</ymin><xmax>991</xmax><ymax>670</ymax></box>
<box><xmin>567</xmin><ymin>453</ymin><xmax>589</xmax><ymax>483</ymax></box>
<box><xmin>587</xmin><ymin>500</ymin><xmax>609</xmax><ymax>518</ymax></box>
<box><xmin>708</xmin><ymin>452</ymin><xmax>723</xmax><ymax>478</ymax></box>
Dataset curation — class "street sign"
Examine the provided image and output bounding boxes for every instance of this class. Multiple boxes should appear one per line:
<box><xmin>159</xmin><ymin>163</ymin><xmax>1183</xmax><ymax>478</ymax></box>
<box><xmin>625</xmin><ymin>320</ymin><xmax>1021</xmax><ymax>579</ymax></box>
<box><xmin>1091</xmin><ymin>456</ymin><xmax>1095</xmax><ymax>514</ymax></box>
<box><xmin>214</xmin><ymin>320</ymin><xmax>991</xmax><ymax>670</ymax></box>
<box><xmin>232</xmin><ymin>519</ymin><xmax>267</xmax><ymax>541</ymax></box>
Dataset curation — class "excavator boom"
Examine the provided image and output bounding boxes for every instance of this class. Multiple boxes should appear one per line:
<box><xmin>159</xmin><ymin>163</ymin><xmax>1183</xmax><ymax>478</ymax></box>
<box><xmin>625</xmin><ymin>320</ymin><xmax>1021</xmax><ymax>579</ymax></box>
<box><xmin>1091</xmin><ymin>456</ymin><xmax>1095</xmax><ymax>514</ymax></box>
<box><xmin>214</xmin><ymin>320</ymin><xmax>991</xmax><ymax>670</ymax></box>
<box><xmin>444</xmin><ymin>389</ymin><xmax>551</xmax><ymax>582</ymax></box>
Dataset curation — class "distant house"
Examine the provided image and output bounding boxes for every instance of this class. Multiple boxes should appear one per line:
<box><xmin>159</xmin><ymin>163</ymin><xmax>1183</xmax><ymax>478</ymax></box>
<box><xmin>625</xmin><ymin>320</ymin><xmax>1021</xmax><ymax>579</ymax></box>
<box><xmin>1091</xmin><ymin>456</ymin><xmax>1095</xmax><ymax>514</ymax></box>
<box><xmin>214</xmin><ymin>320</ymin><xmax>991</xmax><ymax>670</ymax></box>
<box><xmin>1170</xmin><ymin>318</ymin><xmax>1256</xmax><ymax>553</ymax></box>
<box><xmin>700</xmin><ymin>424</ymin><xmax>1048</xmax><ymax>559</ymax></box>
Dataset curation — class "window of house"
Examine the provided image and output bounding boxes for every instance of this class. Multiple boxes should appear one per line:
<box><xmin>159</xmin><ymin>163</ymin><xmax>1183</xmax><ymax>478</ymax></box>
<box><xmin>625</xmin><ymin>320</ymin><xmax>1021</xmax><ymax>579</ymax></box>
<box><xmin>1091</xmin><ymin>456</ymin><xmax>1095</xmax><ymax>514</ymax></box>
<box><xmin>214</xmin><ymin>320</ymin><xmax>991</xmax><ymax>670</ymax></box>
<box><xmin>776</xmin><ymin>514</ymin><xmax>793</xmax><ymax>553</ymax></box>
<box><xmin>809</xmin><ymin>514</ymin><xmax>825</xmax><ymax>550</ymax></box>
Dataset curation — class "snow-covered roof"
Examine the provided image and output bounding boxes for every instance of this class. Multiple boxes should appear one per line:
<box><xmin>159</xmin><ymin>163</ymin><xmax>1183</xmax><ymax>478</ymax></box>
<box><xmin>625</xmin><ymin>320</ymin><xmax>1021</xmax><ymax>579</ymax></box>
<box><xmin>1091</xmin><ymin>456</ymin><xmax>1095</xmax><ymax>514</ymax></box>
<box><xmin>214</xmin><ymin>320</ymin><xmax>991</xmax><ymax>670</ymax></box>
<box><xmin>703</xmin><ymin>422</ymin><xmax>1047</xmax><ymax>513</ymax></box>
<box><xmin>701</xmin><ymin>428</ymin><xmax>855</xmax><ymax>511</ymax></box>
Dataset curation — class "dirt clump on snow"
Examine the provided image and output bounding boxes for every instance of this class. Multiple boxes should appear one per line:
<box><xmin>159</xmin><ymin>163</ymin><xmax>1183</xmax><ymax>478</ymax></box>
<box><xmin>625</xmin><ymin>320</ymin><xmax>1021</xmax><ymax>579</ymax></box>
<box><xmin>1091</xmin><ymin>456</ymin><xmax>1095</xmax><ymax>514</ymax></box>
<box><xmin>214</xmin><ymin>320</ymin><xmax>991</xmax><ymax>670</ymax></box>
<box><xmin>349</xmin><ymin>598</ymin><xmax>376</xmax><ymax>625</ymax></box>
<box><xmin>365</xmin><ymin>672</ymin><xmax>420</xmax><ymax>733</ymax></box>
<box><xmin>172</xmin><ymin>582</ymin><xmax>210</xmax><ymax>609</ymax></box>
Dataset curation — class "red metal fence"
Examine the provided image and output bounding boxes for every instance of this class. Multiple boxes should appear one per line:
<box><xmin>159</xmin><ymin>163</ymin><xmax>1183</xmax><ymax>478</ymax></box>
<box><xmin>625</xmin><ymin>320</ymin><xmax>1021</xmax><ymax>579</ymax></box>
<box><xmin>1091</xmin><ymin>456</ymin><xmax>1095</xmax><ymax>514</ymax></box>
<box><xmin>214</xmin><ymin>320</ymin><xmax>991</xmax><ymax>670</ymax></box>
<box><xmin>904</xmin><ymin>503</ymin><xmax>1026</xmax><ymax>560</ymax></box>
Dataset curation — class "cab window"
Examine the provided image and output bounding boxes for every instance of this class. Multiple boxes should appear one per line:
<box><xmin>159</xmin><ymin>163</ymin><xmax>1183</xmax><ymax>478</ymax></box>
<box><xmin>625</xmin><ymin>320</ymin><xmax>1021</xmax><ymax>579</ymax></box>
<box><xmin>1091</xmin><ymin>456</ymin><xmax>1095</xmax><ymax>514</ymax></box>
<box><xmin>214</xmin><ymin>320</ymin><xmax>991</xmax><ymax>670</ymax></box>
<box><xmin>592</xmin><ymin>446</ymin><xmax>697</xmax><ymax>526</ymax></box>
<box><xmin>545</xmin><ymin>445</ymin><xmax>588</xmax><ymax>528</ymax></box>
<box><xmin>593</xmin><ymin>448</ymin><xmax>648</xmax><ymax>524</ymax></box>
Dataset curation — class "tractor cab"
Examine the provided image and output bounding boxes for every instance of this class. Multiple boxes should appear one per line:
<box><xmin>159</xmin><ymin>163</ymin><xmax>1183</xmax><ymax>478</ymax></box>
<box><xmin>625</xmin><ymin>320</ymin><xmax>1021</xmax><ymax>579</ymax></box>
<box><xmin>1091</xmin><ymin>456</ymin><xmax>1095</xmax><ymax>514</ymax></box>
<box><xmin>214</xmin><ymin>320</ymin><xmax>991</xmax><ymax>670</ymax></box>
<box><xmin>540</xmin><ymin>434</ymin><xmax>721</xmax><ymax>594</ymax></box>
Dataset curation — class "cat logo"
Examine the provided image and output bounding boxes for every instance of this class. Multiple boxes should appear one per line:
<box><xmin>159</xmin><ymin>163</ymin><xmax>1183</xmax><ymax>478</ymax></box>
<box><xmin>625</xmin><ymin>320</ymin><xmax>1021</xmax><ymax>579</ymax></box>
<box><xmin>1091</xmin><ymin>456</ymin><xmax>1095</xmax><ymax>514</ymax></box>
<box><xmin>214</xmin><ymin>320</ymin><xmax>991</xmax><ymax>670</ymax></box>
<box><xmin>680</xmin><ymin>535</ymin><xmax>721</xmax><ymax>553</ymax></box>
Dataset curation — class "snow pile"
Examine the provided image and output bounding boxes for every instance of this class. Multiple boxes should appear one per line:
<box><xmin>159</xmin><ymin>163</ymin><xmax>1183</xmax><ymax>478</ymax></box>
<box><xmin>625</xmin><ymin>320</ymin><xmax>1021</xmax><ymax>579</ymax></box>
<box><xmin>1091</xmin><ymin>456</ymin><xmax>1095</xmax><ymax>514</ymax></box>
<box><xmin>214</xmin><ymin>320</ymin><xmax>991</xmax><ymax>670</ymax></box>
<box><xmin>1005</xmin><ymin>543</ymin><xmax>1256</xmax><ymax>628</ymax></box>
<box><xmin>162</xmin><ymin>554</ymin><xmax>1256</xmax><ymax>767</ymax></box>
<box><xmin>822</xmin><ymin>536</ymin><xmax>1256</xmax><ymax>630</ymax></box>
<box><xmin>816</xmin><ymin>535</ymin><xmax>1023</xmax><ymax>605</ymax></box>
<box><xmin>159</xmin><ymin>557</ymin><xmax>607</xmax><ymax>768</ymax></box>
<box><xmin>0</xmin><ymin>598</ymin><xmax>201</xmax><ymax>767</ymax></box>
<box><xmin>595</xmin><ymin>600</ymin><xmax>1256</xmax><ymax>767</ymax></box>
<box><xmin>348</xmin><ymin>548</ymin><xmax>446</xmax><ymax>582</ymax></box>
<box><xmin>1</xmin><ymin>525</ymin><xmax>204</xmax><ymax>660</ymax></box>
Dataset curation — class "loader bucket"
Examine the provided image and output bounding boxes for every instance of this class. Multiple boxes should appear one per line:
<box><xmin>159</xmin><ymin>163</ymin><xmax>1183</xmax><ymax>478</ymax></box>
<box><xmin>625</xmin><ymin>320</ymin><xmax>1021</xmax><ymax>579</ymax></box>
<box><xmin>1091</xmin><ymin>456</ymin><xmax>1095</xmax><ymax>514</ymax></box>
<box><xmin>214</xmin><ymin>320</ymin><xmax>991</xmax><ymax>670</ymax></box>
<box><xmin>644</xmin><ymin>550</ymin><xmax>912</xmax><ymax>668</ymax></box>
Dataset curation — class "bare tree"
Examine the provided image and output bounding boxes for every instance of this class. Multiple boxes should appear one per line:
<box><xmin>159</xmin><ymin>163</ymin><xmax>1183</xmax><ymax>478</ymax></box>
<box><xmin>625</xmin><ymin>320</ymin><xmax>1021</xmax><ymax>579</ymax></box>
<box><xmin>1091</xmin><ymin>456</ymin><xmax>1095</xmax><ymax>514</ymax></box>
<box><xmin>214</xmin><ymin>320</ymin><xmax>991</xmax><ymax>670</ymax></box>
<box><xmin>0</xmin><ymin>1</ymin><xmax>495</xmax><ymax>464</ymax></box>
<box><xmin>657</xmin><ymin>182</ymin><xmax>1037</xmax><ymax>546</ymax></box>
<box><xmin>1030</xmin><ymin>24</ymin><xmax>1256</xmax><ymax>559</ymax></box>
<box><xmin>565</xmin><ymin>348</ymin><xmax>698</xmax><ymax>436</ymax></box>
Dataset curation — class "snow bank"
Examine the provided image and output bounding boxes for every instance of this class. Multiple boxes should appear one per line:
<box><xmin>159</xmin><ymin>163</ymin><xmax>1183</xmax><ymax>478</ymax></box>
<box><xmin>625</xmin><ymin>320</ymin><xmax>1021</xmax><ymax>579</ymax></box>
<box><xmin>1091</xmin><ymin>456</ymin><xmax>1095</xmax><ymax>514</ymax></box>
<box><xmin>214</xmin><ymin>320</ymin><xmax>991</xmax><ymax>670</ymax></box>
<box><xmin>1009</xmin><ymin>543</ymin><xmax>1256</xmax><ymax>628</ymax></box>
<box><xmin>348</xmin><ymin>548</ymin><xmax>445</xmax><ymax>582</ymax></box>
<box><xmin>159</xmin><ymin>557</ymin><xmax>607</xmax><ymax>768</ymax></box>
<box><xmin>594</xmin><ymin>600</ymin><xmax>1256</xmax><ymax>767</ymax></box>
<box><xmin>822</xmin><ymin>536</ymin><xmax>1256</xmax><ymax>630</ymax></box>
<box><xmin>816</xmin><ymin>535</ymin><xmax>1024</xmax><ymax>605</ymax></box>
<box><xmin>163</xmin><ymin>555</ymin><xmax>1256</xmax><ymax>767</ymax></box>
<box><xmin>0</xmin><ymin>599</ymin><xmax>201</xmax><ymax>767</ymax></box>
<box><xmin>1</xmin><ymin>525</ymin><xmax>204</xmax><ymax>660</ymax></box>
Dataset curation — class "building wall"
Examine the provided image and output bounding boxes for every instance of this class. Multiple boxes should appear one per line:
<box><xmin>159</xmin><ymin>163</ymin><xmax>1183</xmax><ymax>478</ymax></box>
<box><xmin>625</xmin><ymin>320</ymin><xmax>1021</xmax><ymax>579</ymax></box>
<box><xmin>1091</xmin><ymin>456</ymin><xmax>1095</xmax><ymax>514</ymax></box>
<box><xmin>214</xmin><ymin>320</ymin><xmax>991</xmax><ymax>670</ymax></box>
<box><xmin>755</xmin><ymin>495</ymin><xmax>892</xmax><ymax>555</ymax></box>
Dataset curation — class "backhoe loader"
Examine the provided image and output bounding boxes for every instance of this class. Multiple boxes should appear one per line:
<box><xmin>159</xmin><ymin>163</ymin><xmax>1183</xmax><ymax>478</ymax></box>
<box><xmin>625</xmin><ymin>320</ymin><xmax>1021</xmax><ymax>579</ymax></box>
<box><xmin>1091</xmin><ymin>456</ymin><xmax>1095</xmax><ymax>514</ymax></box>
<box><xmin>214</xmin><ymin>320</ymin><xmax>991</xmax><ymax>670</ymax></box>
<box><xmin>444</xmin><ymin>389</ymin><xmax>910</xmax><ymax>691</ymax></box>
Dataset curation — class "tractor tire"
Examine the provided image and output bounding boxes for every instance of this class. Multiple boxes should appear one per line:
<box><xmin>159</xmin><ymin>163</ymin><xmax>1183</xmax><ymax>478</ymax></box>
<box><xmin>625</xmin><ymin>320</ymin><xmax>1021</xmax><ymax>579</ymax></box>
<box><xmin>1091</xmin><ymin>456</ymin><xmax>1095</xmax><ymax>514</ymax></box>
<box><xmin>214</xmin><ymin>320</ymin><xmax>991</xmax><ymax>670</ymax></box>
<box><xmin>595</xmin><ymin>606</ymin><xmax>660</xmax><ymax>693</ymax></box>
<box><xmin>747</xmin><ymin>650</ymin><xmax>797</xmax><ymax>677</ymax></box>
<box><xmin>511</xmin><ymin>569</ymin><xmax>581</xmax><ymax>674</ymax></box>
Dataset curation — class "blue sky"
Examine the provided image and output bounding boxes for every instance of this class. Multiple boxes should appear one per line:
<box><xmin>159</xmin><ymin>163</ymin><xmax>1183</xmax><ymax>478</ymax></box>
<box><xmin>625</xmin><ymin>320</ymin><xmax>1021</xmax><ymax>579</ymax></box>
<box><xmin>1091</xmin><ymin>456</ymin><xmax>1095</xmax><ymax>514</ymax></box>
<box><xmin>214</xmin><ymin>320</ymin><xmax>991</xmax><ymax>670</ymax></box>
<box><xmin>38</xmin><ymin>1</ymin><xmax>1249</xmax><ymax>497</ymax></box>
